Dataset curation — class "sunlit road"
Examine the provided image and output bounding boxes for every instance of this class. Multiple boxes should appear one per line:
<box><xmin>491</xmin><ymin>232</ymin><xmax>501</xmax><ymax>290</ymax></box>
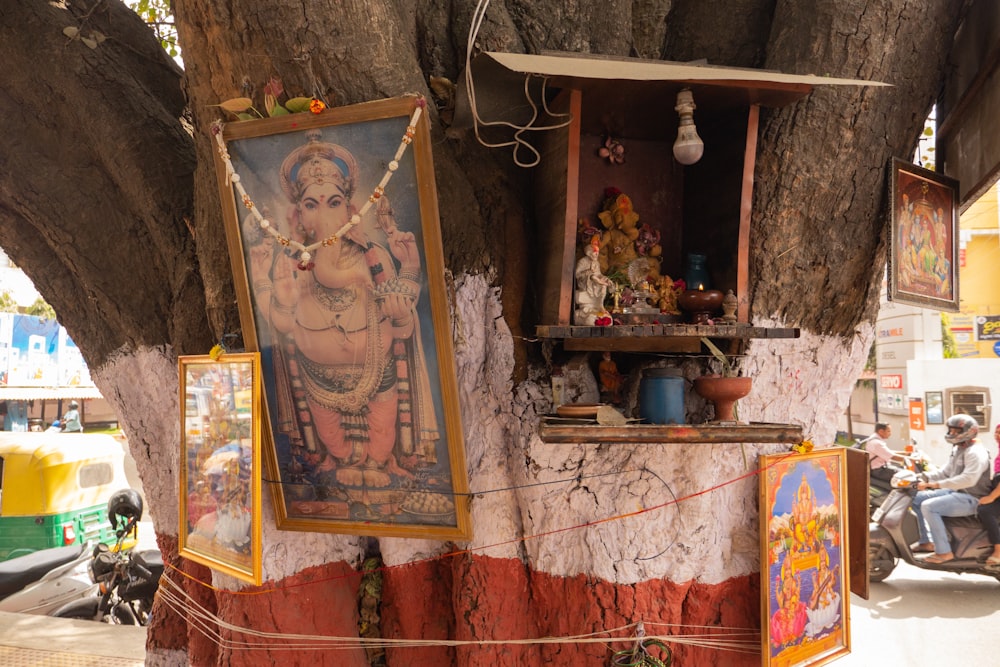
<box><xmin>837</xmin><ymin>560</ymin><xmax>1000</xmax><ymax>665</ymax></box>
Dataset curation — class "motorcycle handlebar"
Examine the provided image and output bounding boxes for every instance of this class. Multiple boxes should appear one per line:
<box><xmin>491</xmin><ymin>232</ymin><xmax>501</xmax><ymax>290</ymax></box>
<box><xmin>129</xmin><ymin>559</ymin><xmax>153</xmax><ymax>582</ymax></box>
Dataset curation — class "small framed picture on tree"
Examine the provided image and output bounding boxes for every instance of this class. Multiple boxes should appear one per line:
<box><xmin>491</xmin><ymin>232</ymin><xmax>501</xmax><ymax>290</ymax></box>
<box><xmin>179</xmin><ymin>352</ymin><xmax>263</xmax><ymax>585</ymax></box>
<box><xmin>888</xmin><ymin>157</ymin><xmax>960</xmax><ymax>312</ymax></box>
<box><xmin>211</xmin><ymin>95</ymin><xmax>471</xmax><ymax>540</ymax></box>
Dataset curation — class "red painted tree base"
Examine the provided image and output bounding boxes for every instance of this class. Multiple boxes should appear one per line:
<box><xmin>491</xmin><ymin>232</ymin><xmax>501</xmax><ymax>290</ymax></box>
<box><xmin>152</xmin><ymin>550</ymin><xmax>761</xmax><ymax>666</ymax></box>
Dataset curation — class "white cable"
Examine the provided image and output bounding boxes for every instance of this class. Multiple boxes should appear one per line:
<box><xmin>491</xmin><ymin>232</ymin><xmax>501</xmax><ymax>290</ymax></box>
<box><xmin>156</xmin><ymin>573</ymin><xmax>758</xmax><ymax>653</ymax></box>
<box><xmin>464</xmin><ymin>0</ymin><xmax>573</xmax><ymax>168</ymax></box>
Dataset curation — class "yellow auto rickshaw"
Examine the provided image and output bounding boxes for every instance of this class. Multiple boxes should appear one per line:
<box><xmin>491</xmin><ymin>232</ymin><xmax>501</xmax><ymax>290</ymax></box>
<box><xmin>0</xmin><ymin>432</ymin><xmax>132</xmax><ymax>561</ymax></box>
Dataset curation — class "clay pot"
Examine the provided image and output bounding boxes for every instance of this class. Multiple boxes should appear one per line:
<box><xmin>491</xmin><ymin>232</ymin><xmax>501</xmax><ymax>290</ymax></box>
<box><xmin>678</xmin><ymin>289</ymin><xmax>724</xmax><ymax>324</ymax></box>
<box><xmin>693</xmin><ymin>376</ymin><xmax>752</xmax><ymax>422</ymax></box>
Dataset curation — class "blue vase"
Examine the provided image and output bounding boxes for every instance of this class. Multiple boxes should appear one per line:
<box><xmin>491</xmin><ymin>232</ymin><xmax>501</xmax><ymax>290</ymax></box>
<box><xmin>684</xmin><ymin>253</ymin><xmax>710</xmax><ymax>290</ymax></box>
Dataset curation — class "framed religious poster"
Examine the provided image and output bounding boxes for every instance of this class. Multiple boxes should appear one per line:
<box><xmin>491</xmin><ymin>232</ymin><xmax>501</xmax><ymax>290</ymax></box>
<box><xmin>888</xmin><ymin>157</ymin><xmax>960</xmax><ymax>311</ymax></box>
<box><xmin>179</xmin><ymin>353</ymin><xmax>263</xmax><ymax>585</ymax></box>
<box><xmin>211</xmin><ymin>95</ymin><xmax>472</xmax><ymax>540</ymax></box>
<box><xmin>760</xmin><ymin>448</ymin><xmax>850</xmax><ymax>667</ymax></box>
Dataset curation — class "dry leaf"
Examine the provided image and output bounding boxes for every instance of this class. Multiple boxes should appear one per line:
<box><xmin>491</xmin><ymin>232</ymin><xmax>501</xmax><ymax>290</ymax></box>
<box><xmin>216</xmin><ymin>97</ymin><xmax>253</xmax><ymax>113</ymax></box>
<box><xmin>596</xmin><ymin>405</ymin><xmax>627</xmax><ymax>426</ymax></box>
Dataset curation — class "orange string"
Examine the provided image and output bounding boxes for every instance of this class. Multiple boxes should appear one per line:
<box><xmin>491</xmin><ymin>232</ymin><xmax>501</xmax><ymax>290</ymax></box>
<box><xmin>166</xmin><ymin>449</ymin><xmax>797</xmax><ymax>595</ymax></box>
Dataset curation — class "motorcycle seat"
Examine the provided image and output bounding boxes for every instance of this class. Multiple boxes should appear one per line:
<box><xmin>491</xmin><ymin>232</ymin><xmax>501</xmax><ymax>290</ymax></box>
<box><xmin>134</xmin><ymin>549</ymin><xmax>164</xmax><ymax>577</ymax></box>
<box><xmin>945</xmin><ymin>515</ymin><xmax>983</xmax><ymax>530</ymax></box>
<box><xmin>0</xmin><ymin>543</ymin><xmax>85</xmax><ymax>598</ymax></box>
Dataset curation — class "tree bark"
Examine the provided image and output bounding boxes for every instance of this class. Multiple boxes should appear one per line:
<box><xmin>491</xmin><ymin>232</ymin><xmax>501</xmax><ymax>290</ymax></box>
<box><xmin>0</xmin><ymin>1</ymin><xmax>966</xmax><ymax>665</ymax></box>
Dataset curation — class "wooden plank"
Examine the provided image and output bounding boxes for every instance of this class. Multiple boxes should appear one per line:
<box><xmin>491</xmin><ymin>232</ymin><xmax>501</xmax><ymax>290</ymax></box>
<box><xmin>737</xmin><ymin>105</ymin><xmax>759</xmax><ymax>323</ymax></box>
<box><xmin>844</xmin><ymin>447</ymin><xmax>871</xmax><ymax>600</ymax></box>
<box><xmin>536</xmin><ymin>325</ymin><xmax>800</xmax><ymax>341</ymax></box>
<box><xmin>534</xmin><ymin>90</ymin><xmax>581</xmax><ymax>325</ymax></box>
<box><xmin>538</xmin><ymin>420</ymin><xmax>803</xmax><ymax>444</ymax></box>
<box><xmin>560</xmin><ymin>90</ymin><xmax>583</xmax><ymax>324</ymax></box>
<box><xmin>563</xmin><ymin>337</ymin><xmax>700</xmax><ymax>353</ymax></box>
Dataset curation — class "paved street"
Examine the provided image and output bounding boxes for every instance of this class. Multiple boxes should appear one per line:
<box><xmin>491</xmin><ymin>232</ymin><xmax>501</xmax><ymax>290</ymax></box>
<box><xmin>839</xmin><ymin>560</ymin><xmax>1000</xmax><ymax>665</ymax></box>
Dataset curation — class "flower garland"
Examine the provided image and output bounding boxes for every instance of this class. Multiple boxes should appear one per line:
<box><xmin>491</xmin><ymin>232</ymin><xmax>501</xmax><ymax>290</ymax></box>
<box><xmin>211</xmin><ymin>98</ymin><xmax>426</xmax><ymax>270</ymax></box>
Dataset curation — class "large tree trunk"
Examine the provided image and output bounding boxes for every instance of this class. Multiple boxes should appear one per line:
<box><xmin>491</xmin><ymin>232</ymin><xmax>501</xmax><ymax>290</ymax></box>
<box><xmin>0</xmin><ymin>1</ymin><xmax>963</xmax><ymax>665</ymax></box>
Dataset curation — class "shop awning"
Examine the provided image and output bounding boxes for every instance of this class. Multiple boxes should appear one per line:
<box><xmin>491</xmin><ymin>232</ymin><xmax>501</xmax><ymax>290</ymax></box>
<box><xmin>0</xmin><ymin>386</ymin><xmax>104</xmax><ymax>402</ymax></box>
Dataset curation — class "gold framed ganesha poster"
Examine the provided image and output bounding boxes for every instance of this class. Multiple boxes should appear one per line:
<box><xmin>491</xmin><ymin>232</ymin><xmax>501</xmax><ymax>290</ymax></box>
<box><xmin>212</xmin><ymin>95</ymin><xmax>471</xmax><ymax>540</ymax></box>
<box><xmin>760</xmin><ymin>448</ymin><xmax>850</xmax><ymax>667</ymax></box>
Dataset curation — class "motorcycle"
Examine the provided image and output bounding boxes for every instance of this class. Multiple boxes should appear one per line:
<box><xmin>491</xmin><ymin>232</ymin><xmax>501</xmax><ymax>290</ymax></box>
<box><xmin>52</xmin><ymin>489</ymin><xmax>163</xmax><ymax>625</ymax></box>
<box><xmin>868</xmin><ymin>470</ymin><xmax>1000</xmax><ymax>583</ymax></box>
<box><xmin>853</xmin><ymin>438</ymin><xmax>929</xmax><ymax>516</ymax></box>
<box><xmin>0</xmin><ymin>542</ymin><xmax>97</xmax><ymax>615</ymax></box>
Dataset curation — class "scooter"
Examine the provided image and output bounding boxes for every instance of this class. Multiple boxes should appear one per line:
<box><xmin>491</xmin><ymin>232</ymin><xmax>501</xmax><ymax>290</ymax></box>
<box><xmin>853</xmin><ymin>438</ymin><xmax>930</xmax><ymax>517</ymax></box>
<box><xmin>868</xmin><ymin>470</ymin><xmax>1000</xmax><ymax>583</ymax></box>
<box><xmin>0</xmin><ymin>542</ymin><xmax>98</xmax><ymax>615</ymax></box>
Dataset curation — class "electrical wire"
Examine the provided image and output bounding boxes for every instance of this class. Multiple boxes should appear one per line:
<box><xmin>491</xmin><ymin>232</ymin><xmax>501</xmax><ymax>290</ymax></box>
<box><xmin>464</xmin><ymin>0</ymin><xmax>573</xmax><ymax>167</ymax></box>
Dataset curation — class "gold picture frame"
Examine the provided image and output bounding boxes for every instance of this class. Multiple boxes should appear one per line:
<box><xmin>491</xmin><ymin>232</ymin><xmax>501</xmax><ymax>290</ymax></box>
<box><xmin>212</xmin><ymin>95</ymin><xmax>471</xmax><ymax>540</ymax></box>
<box><xmin>760</xmin><ymin>448</ymin><xmax>850</xmax><ymax>666</ymax></box>
<box><xmin>888</xmin><ymin>157</ymin><xmax>960</xmax><ymax>312</ymax></box>
<box><xmin>178</xmin><ymin>353</ymin><xmax>263</xmax><ymax>585</ymax></box>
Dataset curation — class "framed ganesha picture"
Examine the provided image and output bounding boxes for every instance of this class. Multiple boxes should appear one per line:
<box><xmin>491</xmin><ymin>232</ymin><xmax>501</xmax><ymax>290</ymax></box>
<box><xmin>759</xmin><ymin>448</ymin><xmax>850</xmax><ymax>667</ymax></box>
<box><xmin>211</xmin><ymin>95</ymin><xmax>472</xmax><ymax>540</ymax></box>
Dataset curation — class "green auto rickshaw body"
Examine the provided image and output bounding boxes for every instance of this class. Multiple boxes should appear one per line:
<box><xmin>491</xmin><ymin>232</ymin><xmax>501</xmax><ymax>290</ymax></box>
<box><xmin>0</xmin><ymin>432</ymin><xmax>131</xmax><ymax>561</ymax></box>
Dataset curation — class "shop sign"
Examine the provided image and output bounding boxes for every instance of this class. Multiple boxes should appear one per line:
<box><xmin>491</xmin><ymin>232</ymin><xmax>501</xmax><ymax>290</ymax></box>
<box><xmin>880</xmin><ymin>374</ymin><xmax>904</xmax><ymax>390</ymax></box>
<box><xmin>975</xmin><ymin>314</ymin><xmax>1000</xmax><ymax>341</ymax></box>
<box><xmin>909</xmin><ymin>399</ymin><xmax>924</xmax><ymax>431</ymax></box>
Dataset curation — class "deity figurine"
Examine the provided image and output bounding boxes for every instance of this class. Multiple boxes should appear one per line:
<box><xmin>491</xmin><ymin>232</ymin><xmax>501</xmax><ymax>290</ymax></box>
<box><xmin>574</xmin><ymin>236</ymin><xmax>613</xmax><ymax>325</ymax></box>
<box><xmin>598</xmin><ymin>351</ymin><xmax>624</xmax><ymax>404</ymax></box>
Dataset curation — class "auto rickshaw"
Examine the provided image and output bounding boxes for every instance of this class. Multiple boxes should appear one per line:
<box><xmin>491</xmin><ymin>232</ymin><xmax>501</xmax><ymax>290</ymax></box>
<box><xmin>0</xmin><ymin>432</ymin><xmax>132</xmax><ymax>560</ymax></box>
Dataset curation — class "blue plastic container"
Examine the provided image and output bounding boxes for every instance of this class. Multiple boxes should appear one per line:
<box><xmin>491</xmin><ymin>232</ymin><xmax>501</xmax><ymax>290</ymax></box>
<box><xmin>639</xmin><ymin>369</ymin><xmax>686</xmax><ymax>424</ymax></box>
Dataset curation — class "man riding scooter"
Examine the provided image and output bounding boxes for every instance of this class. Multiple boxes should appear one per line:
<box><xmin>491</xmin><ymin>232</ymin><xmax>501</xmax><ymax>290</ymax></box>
<box><xmin>910</xmin><ymin>414</ymin><xmax>992</xmax><ymax>564</ymax></box>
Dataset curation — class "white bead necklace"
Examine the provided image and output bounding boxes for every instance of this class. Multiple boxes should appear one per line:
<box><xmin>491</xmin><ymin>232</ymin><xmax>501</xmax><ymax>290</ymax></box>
<box><xmin>212</xmin><ymin>100</ymin><xmax>425</xmax><ymax>270</ymax></box>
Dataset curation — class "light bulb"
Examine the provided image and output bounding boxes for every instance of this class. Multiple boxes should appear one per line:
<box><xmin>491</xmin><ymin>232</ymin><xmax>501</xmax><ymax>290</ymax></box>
<box><xmin>673</xmin><ymin>88</ymin><xmax>704</xmax><ymax>165</ymax></box>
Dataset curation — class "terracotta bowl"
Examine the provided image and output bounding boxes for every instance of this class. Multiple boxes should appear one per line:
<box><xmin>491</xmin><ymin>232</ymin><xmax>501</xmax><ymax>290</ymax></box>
<box><xmin>693</xmin><ymin>376</ymin><xmax>752</xmax><ymax>422</ymax></box>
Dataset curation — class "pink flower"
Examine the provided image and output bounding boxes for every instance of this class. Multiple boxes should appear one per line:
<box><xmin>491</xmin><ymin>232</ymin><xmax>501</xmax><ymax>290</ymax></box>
<box><xmin>264</xmin><ymin>77</ymin><xmax>284</xmax><ymax>98</ymax></box>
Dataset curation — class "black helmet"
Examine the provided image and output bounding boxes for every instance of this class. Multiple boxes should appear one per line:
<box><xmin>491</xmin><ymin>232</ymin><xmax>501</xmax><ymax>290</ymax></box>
<box><xmin>107</xmin><ymin>488</ymin><xmax>143</xmax><ymax>530</ymax></box>
<box><xmin>945</xmin><ymin>414</ymin><xmax>979</xmax><ymax>445</ymax></box>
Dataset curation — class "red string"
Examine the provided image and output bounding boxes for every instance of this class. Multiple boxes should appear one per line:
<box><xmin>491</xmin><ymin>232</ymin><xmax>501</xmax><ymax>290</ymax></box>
<box><xmin>167</xmin><ymin>449</ymin><xmax>798</xmax><ymax>595</ymax></box>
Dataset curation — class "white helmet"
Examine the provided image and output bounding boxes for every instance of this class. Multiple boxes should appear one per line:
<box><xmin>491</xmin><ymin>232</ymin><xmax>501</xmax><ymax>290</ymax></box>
<box><xmin>944</xmin><ymin>414</ymin><xmax>978</xmax><ymax>445</ymax></box>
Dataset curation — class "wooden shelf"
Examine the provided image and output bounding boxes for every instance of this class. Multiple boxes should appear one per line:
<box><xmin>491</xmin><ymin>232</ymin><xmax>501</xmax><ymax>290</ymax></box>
<box><xmin>538</xmin><ymin>419</ymin><xmax>803</xmax><ymax>444</ymax></box>
<box><xmin>535</xmin><ymin>323</ymin><xmax>800</xmax><ymax>352</ymax></box>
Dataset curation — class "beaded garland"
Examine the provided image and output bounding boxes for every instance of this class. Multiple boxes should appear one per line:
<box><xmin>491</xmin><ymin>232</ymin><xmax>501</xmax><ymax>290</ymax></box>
<box><xmin>212</xmin><ymin>98</ymin><xmax>426</xmax><ymax>271</ymax></box>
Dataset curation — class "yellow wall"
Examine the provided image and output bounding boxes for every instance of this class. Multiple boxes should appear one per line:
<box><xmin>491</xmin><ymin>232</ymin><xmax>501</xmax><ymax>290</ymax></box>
<box><xmin>951</xmin><ymin>183</ymin><xmax>1000</xmax><ymax>357</ymax></box>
